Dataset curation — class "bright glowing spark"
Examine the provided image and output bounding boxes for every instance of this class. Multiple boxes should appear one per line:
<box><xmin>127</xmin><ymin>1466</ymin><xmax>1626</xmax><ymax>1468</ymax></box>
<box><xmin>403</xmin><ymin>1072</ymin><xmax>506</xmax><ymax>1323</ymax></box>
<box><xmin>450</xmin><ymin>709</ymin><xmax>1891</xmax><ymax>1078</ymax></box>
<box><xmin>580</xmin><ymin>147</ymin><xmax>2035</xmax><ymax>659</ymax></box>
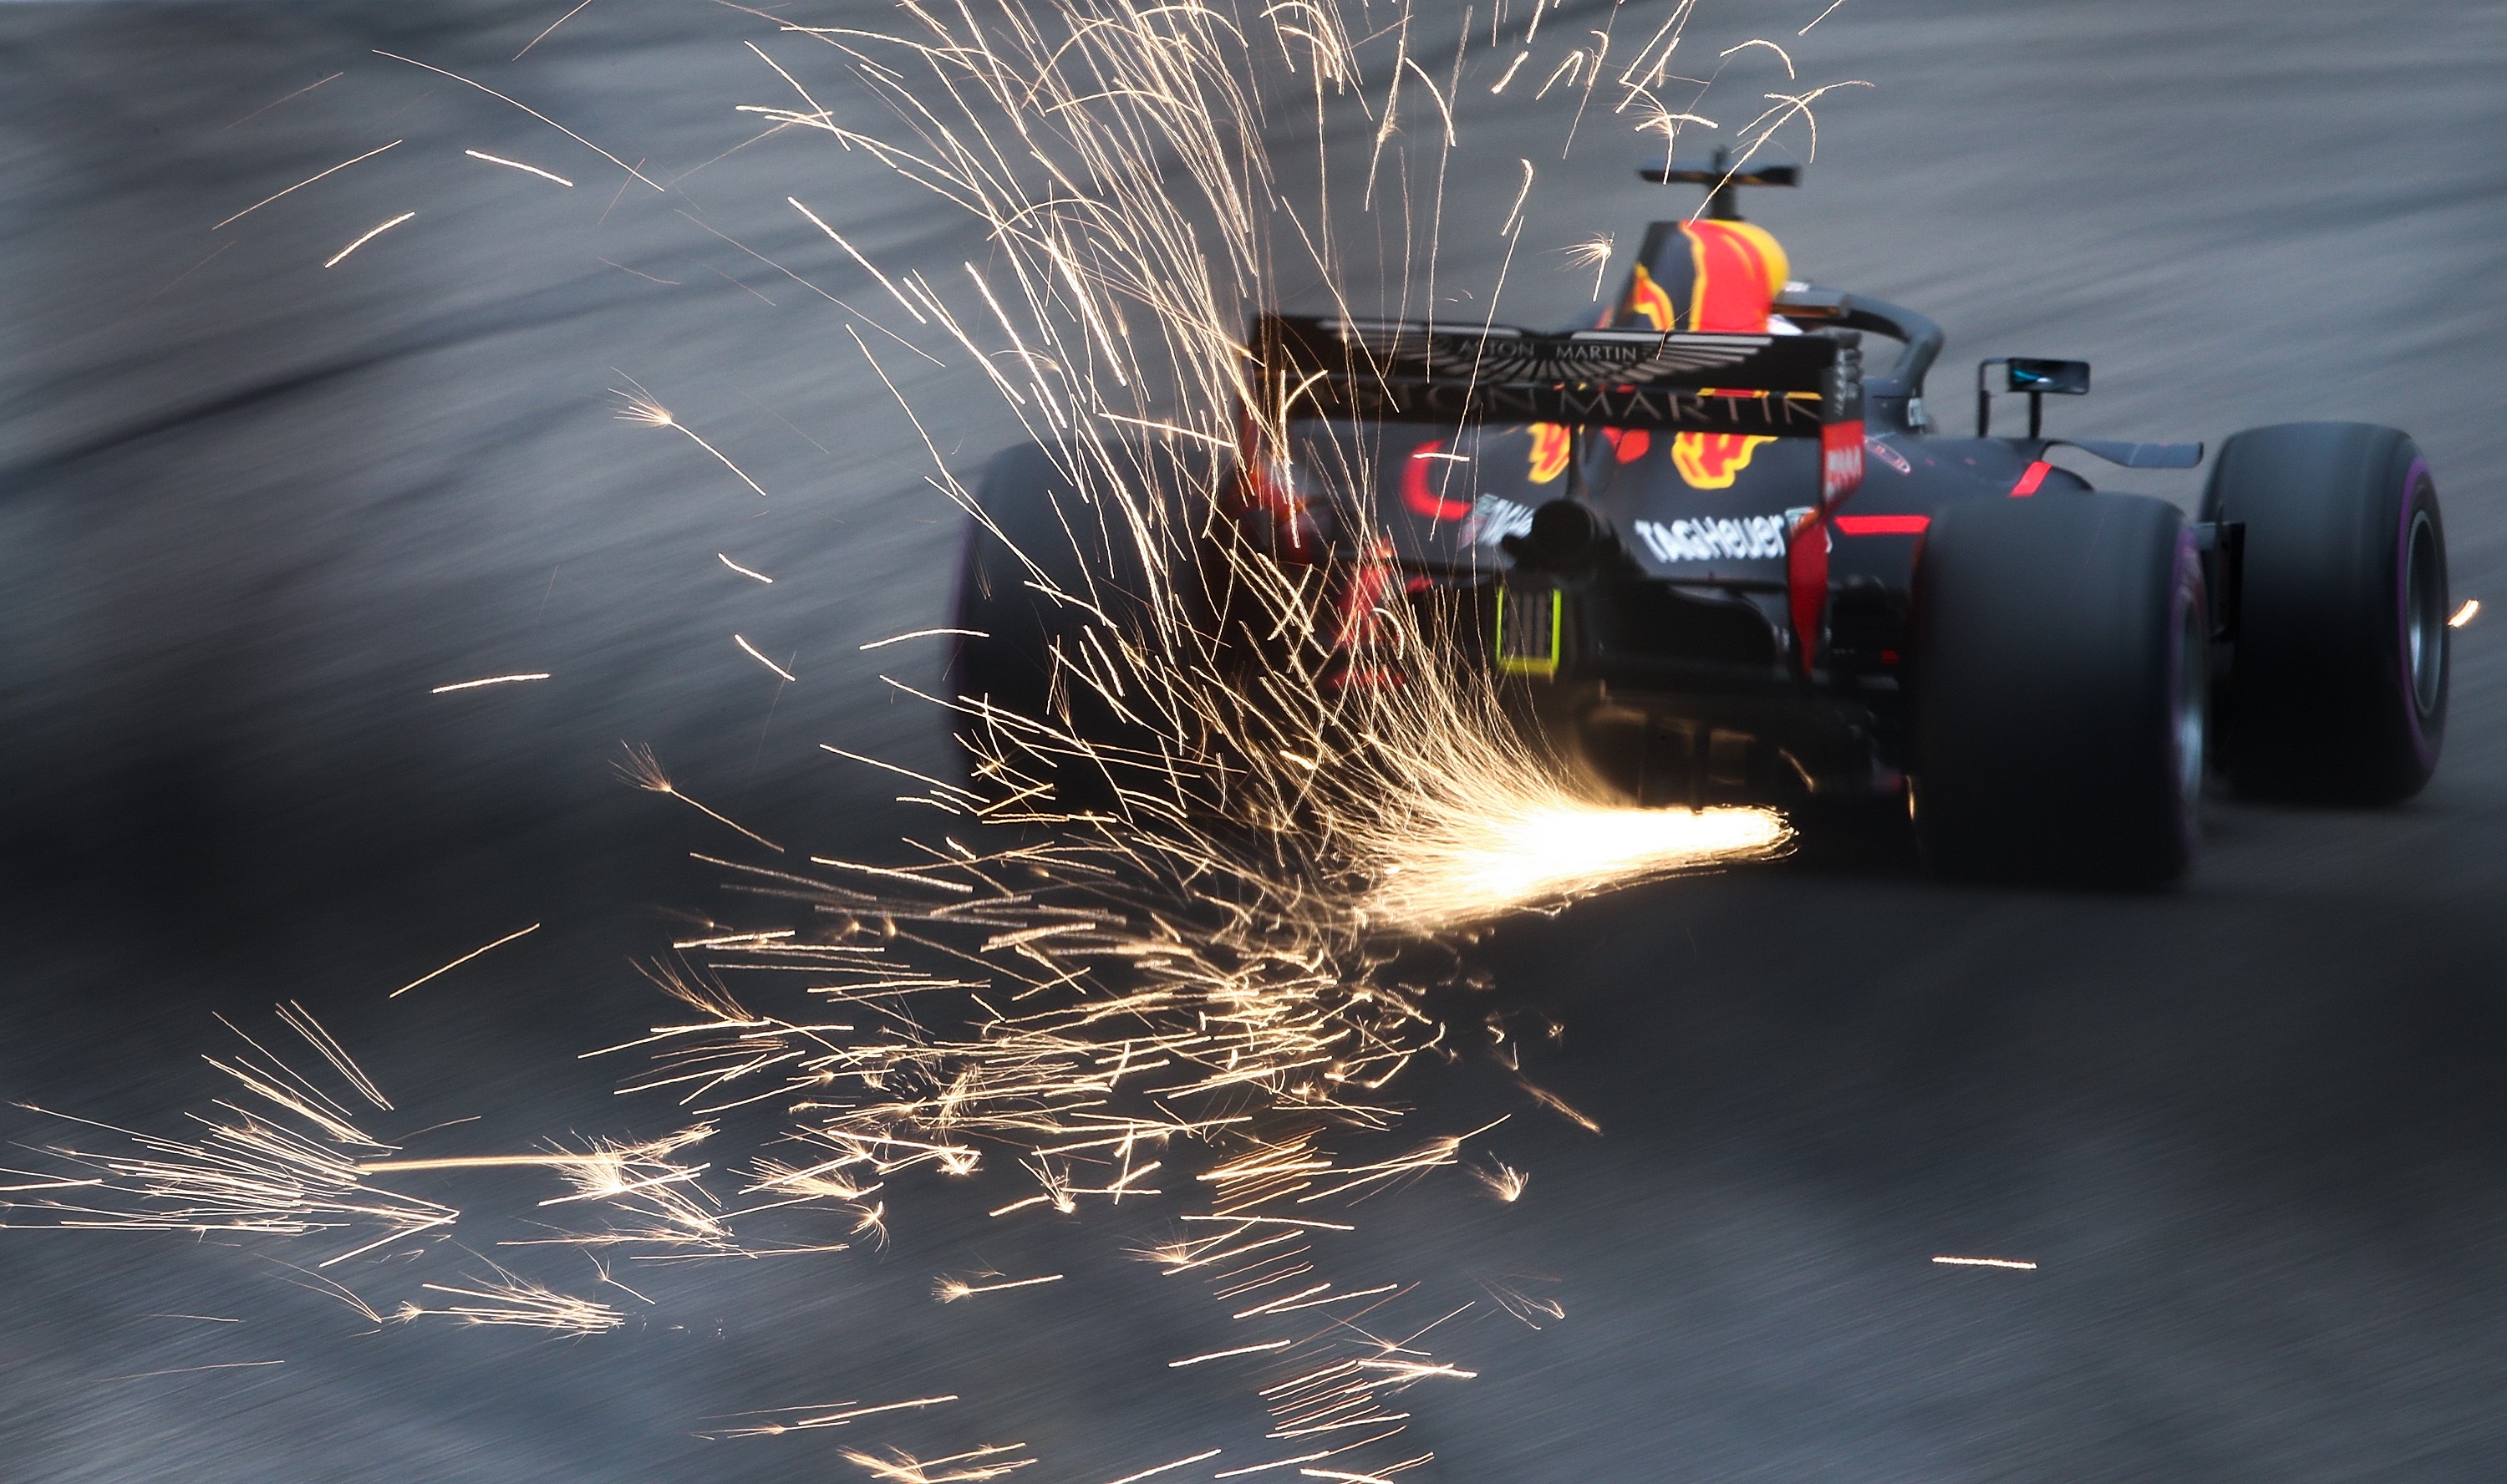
<box><xmin>719</xmin><ymin>552</ymin><xmax>775</xmax><ymax>583</ymax></box>
<box><xmin>860</xmin><ymin>628</ymin><xmax>984</xmax><ymax>651</ymax></box>
<box><xmin>1178</xmin><ymin>1216</ymin><xmax>1355</xmax><ymax>1232</ymax></box>
<box><xmin>221</xmin><ymin>71</ymin><xmax>343</xmax><ymax>132</ymax></box>
<box><xmin>463</xmin><ymin>149</ymin><xmax>575</xmax><ymax>186</ymax></box>
<box><xmin>391</xmin><ymin>923</ymin><xmax>540</xmax><ymax>998</ymax></box>
<box><xmin>1513</xmin><ymin>1078</ymin><xmax>1601</xmax><ymax>1134</ymax></box>
<box><xmin>1799</xmin><ymin>0</ymin><xmax>1857</xmax><ymax>35</ymax></box>
<box><xmin>699</xmin><ymin>1395</ymin><xmax>959</xmax><ymax>1439</ymax></box>
<box><xmin>355</xmin><ymin>1154</ymin><xmax>628</xmax><ymax>1173</ymax></box>
<box><xmin>96</xmin><ymin>1360</ymin><xmax>284</xmax><ymax>1382</ymax></box>
<box><xmin>1932</xmin><ymin>1255</ymin><xmax>2039</xmax><ymax>1271</ymax></box>
<box><xmin>1499</xmin><ymin>157</ymin><xmax>1535</xmax><ymax>236</ymax></box>
<box><xmin>1720</xmin><ymin>38</ymin><xmax>1798</xmax><ymax>79</ymax></box>
<box><xmin>613</xmin><ymin>380</ymin><xmax>771</xmax><ymax>498</ymax></box>
<box><xmin>211</xmin><ymin>139</ymin><xmax>400</xmax><ymax>230</ymax></box>
<box><xmin>1210</xmin><ymin>1454</ymin><xmax>1340</xmax><ymax>1480</ymax></box>
<box><xmin>2449</xmin><ymin>599</ymin><xmax>2479</xmax><ymax>628</ymax></box>
<box><xmin>933</xmin><ymin>1273</ymin><xmax>1064</xmax><ymax>1302</ymax></box>
<box><xmin>430</xmin><ymin>672</ymin><xmax>551</xmax><ymax>694</ymax></box>
<box><xmin>323</xmin><ymin>212</ymin><xmax>416</xmax><ymax>268</ymax></box>
<box><xmin>840</xmin><ymin>1443</ymin><xmax>1035</xmax><ymax>1484</ymax></box>
<box><xmin>405</xmin><ymin>1267</ymin><xmax>626</xmax><ymax>1334</ymax></box>
<box><xmin>6</xmin><ymin>1012</ymin><xmax>459</xmax><ymax>1266</ymax></box>
<box><xmin>514</xmin><ymin>0</ymin><xmax>601</xmax><ymax>58</ymax></box>
<box><xmin>1471</xmin><ymin>1159</ymin><xmax>1528</xmax><ymax>1202</ymax></box>
<box><xmin>790</xmin><ymin>196</ymin><xmax>930</xmax><ymax>325</ymax></box>
<box><xmin>1171</xmin><ymin>1339</ymin><xmax>1295</xmax><ymax>1366</ymax></box>
<box><xmin>1361</xmin><ymin>803</ymin><xmax>1786</xmax><ymax>934</ymax></box>
<box><xmin>735</xmin><ymin>634</ymin><xmax>797</xmax><ymax>683</ymax></box>
<box><xmin>1559</xmin><ymin>232</ymin><xmax>1614</xmax><ymax>300</ymax></box>
<box><xmin>372</xmin><ymin>51</ymin><xmax>662</xmax><ymax>190</ymax></box>
<box><xmin>1101</xmin><ymin>1450</ymin><xmax>1223</xmax><ymax>1484</ymax></box>
<box><xmin>615</xmin><ymin>744</ymin><xmax>784</xmax><ymax>851</ymax></box>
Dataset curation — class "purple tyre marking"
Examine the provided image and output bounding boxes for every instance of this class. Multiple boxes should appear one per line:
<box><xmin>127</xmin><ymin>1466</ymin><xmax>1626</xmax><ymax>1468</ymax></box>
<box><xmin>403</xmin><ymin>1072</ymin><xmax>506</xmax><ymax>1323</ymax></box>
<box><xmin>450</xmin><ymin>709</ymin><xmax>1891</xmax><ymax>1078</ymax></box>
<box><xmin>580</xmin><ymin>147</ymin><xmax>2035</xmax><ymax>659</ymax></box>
<box><xmin>2169</xmin><ymin>525</ymin><xmax>2206</xmax><ymax>860</ymax></box>
<box><xmin>2397</xmin><ymin>455</ymin><xmax>2438</xmax><ymax>769</ymax></box>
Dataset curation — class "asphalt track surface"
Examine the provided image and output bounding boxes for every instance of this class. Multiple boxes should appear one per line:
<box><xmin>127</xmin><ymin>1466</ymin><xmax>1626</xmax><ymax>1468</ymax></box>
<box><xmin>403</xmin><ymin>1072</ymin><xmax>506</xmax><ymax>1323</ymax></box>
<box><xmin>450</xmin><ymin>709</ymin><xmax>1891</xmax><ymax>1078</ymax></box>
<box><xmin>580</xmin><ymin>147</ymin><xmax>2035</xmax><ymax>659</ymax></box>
<box><xmin>3</xmin><ymin>2</ymin><xmax>2505</xmax><ymax>1480</ymax></box>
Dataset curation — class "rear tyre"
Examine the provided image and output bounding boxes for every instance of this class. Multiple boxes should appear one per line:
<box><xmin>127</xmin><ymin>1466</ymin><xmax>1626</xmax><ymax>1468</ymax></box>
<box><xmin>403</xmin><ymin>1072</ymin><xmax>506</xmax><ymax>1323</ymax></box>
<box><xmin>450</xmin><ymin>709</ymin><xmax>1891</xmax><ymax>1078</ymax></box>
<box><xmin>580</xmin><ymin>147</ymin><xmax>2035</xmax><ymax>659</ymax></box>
<box><xmin>1910</xmin><ymin>492</ymin><xmax>2209</xmax><ymax>887</ymax></box>
<box><xmin>950</xmin><ymin>441</ymin><xmax>1192</xmax><ymax>811</ymax></box>
<box><xmin>2200</xmin><ymin>422</ymin><xmax>2446</xmax><ymax>801</ymax></box>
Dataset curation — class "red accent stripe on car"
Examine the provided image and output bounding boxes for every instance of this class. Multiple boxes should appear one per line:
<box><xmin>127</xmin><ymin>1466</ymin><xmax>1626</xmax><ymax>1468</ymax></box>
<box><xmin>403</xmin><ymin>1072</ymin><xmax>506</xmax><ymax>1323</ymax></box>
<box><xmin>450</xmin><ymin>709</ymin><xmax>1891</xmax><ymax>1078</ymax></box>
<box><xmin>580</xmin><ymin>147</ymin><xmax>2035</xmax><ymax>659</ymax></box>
<box><xmin>2009</xmin><ymin>460</ymin><xmax>2052</xmax><ymax>496</ymax></box>
<box><xmin>1787</xmin><ymin>518</ymin><xmax>1830</xmax><ymax>676</ymax></box>
<box><xmin>1833</xmin><ymin>515</ymin><xmax>1930</xmax><ymax>536</ymax></box>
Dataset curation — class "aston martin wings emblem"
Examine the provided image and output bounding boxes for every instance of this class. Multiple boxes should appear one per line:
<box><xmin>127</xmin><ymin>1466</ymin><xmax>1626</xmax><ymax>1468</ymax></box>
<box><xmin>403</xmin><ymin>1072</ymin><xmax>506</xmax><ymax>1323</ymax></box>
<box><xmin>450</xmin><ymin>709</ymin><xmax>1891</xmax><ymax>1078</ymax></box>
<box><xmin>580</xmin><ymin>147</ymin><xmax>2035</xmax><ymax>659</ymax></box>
<box><xmin>1251</xmin><ymin>312</ymin><xmax>1858</xmax><ymax>430</ymax></box>
<box><xmin>1327</xmin><ymin>318</ymin><xmax>1772</xmax><ymax>386</ymax></box>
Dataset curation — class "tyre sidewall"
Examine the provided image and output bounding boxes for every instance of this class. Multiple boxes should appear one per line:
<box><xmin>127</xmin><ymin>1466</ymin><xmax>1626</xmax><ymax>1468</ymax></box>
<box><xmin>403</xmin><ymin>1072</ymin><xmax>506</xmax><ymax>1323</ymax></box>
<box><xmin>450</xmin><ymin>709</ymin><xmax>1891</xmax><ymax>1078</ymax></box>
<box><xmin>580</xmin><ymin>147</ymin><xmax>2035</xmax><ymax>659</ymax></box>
<box><xmin>2204</xmin><ymin>422</ymin><xmax>2444</xmax><ymax>800</ymax></box>
<box><xmin>1910</xmin><ymin>492</ymin><xmax>2204</xmax><ymax>886</ymax></box>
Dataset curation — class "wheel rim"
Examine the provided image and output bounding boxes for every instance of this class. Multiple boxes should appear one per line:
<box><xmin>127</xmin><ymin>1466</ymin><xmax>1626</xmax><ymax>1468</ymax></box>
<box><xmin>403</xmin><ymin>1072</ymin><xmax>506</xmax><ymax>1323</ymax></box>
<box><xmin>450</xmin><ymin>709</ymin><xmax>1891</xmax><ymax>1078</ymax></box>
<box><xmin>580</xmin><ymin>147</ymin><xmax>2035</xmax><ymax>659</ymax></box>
<box><xmin>2403</xmin><ymin>507</ymin><xmax>2445</xmax><ymax>717</ymax></box>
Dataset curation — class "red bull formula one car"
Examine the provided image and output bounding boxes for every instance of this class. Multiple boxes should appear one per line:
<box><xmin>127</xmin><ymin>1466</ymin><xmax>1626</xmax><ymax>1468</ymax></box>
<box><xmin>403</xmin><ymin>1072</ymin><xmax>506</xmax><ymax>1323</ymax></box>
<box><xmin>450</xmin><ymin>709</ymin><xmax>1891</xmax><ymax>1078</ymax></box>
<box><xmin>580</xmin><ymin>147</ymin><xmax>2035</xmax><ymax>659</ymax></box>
<box><xmin>958</xmin><ymin>156</ymin><xmax>2450</xmax><ymax>887</ymax></box>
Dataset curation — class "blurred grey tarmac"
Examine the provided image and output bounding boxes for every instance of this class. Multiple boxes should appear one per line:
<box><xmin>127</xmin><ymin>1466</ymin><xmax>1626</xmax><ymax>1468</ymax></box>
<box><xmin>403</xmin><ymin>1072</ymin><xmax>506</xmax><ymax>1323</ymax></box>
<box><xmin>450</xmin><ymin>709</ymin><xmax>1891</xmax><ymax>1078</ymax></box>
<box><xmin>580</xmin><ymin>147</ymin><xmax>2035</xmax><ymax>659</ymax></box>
<box><xmin>2</xmin><ymin>1</ymin><xmax>2504</xmax><ymax>1480</ymax></box>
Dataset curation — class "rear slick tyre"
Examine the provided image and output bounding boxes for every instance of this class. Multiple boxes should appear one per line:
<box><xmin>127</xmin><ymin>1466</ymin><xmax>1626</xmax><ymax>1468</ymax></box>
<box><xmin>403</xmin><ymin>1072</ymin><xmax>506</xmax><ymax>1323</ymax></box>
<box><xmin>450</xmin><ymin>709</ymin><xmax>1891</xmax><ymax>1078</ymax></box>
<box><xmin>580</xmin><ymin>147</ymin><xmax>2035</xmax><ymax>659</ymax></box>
<box><xmin>1910</xmin><ymin>492</ymin><xmax>2209</xmax><ymax>887</ymax></box>
<box><xmin>2201</xmin><ymin>422</ymin><xmax>2447</xmax><ymax>802</ymax></box>
<box><xmin>950</xmin><ymin>440</ymin><xmax>1226</xmax><ymax>813</ymax></box>
<box><xmin>949</xmin><ymin>442</ymin><xmax>1170</xmax><ymax>811</ymax></box>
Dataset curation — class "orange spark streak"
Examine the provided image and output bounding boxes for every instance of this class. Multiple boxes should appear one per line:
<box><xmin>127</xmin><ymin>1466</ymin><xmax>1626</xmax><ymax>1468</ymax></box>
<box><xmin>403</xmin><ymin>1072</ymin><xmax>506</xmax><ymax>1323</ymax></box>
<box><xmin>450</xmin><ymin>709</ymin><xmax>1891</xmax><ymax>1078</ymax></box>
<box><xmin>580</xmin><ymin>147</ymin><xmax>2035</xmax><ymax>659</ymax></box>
<box><xmin>372</xmin><ymin>51</ymin><xmax>661</xmax><ymax>190</ymax></box>
<box><xmin>933</xmin><ymin>1273</ymin><xmax>1064</xmax><ymax>1301</ymax></box>
<box><xmin>463</xmin><ymin>149</ymin><xmax>575</xmax><ymax>186</ymax></box>
<box><xmin>430</xmin><ymin>673</ymin><xmax>551</xmax><ymax>693</ymax></box>
<box><xmin>859</xmin><ymin>628</ymin><xmax>984</xmax><ymax>650</ymax></box>
<box><xmin>323</xmin><ymin>212</ymin><xmax>418</xmax><ymax>268</ymax></box>
<box><xmin>1170</xmin><ymin>1339</ymin><xmax>1294</xmax><ymax>1366</ymax></box>
<box><xmin>1101</xmin><ymin>1450</ymin><xmax>1223</xmax><ymax>1484</ymax></box>
<box><xmin>390</xmin><ymin>923</ymin><xmax>540</xmax><ymax>998</ymax></box>
<box><xmin>735</xmin><ymin>635</ymin><xmax>797</xmax><ymax>682</ymax></box>
<box><xmin>211</xmin><ymin>140</ymin><xmax>400</xmax><ymax>230</ymax></box>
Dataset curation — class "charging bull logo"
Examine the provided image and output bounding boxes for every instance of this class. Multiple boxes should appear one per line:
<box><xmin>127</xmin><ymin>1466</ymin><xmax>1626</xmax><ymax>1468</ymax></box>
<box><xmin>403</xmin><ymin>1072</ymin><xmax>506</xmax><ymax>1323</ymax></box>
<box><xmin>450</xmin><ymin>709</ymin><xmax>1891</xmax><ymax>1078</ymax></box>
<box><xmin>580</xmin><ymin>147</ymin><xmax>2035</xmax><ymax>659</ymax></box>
<box><xmin>1527</xmin><ymin>421</ymin><xmax>1571</xmax><ymax>483</ymax></box>
<box><xmin>1672</xmin><ymin>431</ymin><xmax>1776</xmax><ymax>488</ymax></box>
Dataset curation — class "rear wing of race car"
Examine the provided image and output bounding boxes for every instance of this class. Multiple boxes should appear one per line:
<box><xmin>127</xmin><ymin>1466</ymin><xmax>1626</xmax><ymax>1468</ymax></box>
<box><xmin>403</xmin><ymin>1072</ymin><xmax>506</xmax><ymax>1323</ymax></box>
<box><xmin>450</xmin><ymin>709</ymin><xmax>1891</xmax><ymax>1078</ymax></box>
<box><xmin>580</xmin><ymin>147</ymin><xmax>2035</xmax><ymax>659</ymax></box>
<box><xmin>1247</xmin><ymin>313</ymin><xmax>1871</xmax><ymax>673</ymax></box>
<box><xmin>1248</xmin><ymin>313</ymin><xmax>1867</xmax><ymax>506</ymax></box>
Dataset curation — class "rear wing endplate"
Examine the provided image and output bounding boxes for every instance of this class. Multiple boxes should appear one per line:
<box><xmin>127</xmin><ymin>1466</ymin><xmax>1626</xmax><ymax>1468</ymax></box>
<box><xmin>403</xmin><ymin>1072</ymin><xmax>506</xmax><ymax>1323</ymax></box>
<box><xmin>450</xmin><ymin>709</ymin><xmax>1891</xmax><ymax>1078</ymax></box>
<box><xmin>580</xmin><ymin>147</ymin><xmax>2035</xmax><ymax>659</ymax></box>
<box><xmin>1250</xmin><ymin>313</ymin><xmax>1863</xmax><ymax>437</ymax></box>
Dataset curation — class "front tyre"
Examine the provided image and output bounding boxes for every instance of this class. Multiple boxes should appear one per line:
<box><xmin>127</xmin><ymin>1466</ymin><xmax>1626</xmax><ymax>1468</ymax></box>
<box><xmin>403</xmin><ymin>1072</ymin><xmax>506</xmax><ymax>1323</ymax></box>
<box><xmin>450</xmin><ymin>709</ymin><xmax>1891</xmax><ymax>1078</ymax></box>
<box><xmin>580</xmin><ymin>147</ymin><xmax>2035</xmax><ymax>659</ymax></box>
<box><xmin>1910</xmin><ymin>492</ymin><xmax>2209</xmax><ymax>887</ymax></box>
<box><xmin>2201</xmin><ymin>422</ymin><xmax>2446</xmax><ymax>801</ymax></box>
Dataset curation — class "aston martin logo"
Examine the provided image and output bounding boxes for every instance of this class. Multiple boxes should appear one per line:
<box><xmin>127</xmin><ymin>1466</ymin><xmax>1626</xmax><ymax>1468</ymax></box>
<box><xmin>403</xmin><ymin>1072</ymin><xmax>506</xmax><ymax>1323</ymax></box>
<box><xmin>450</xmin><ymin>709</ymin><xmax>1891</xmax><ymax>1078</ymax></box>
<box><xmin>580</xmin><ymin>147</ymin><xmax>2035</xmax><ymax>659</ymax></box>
<box><xmin>1327</xmin><ymin>318</ymin><xmax>1771</xmax><ymax>386</ymax></box>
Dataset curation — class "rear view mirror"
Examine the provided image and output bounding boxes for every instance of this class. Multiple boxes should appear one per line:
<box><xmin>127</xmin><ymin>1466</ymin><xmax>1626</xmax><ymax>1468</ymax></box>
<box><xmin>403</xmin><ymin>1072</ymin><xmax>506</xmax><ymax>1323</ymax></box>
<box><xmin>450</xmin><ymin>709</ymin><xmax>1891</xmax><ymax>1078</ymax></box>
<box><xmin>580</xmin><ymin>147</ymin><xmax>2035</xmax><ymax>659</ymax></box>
<box><xmin>1977</xmin><ymin>356</ymin><xmax>2093</xmax><ymax>438</ymax></box>
<box><xmin>2003</xmin><ymin>358</ymin><xmax>2089</xmax><ymax>396</ymax></box>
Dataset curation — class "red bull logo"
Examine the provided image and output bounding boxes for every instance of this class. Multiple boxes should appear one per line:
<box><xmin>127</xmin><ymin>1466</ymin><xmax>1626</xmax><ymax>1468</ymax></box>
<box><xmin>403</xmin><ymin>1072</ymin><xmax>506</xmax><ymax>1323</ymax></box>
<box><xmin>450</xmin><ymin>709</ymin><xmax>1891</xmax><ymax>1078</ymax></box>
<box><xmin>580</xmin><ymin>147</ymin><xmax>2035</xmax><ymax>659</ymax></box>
<box><xmin>1527</xmin><ymin>421</ymin><xmax>1571</xmax><ymax>483</ymax></box>
<box><xmin>1672</xmin><ymin>431</ymin><xmax>1776</xmax><ymax>488</ymax></box>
